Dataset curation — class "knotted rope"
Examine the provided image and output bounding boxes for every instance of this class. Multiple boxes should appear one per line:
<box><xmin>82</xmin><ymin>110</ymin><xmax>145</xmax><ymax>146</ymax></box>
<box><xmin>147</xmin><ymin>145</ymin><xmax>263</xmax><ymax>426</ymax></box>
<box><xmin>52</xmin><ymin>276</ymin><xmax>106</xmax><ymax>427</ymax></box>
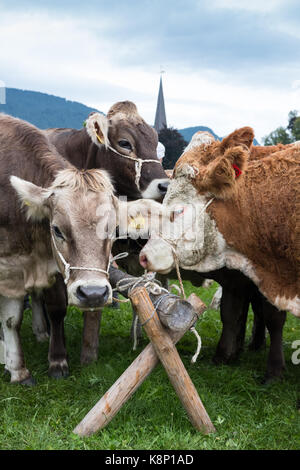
<box><xmin>113</xmin><ymin>271</ymin><xmax>202</xmax><ymax>362</ymax></box>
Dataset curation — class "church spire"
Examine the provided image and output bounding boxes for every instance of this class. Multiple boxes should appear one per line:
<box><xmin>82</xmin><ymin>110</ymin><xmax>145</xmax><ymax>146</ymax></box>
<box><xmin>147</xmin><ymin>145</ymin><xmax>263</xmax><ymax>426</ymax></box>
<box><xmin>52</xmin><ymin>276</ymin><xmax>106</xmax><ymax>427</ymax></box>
<box><xmin>154</xmin><ymin>75</ymin><xmax>167</xmax><ymax>132</ymax></box>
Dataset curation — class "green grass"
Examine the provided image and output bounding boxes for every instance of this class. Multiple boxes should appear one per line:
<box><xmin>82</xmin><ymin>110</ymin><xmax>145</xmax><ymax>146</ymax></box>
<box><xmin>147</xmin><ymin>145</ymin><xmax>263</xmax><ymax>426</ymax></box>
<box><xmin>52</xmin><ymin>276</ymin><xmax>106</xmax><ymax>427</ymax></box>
<box><xmin>0</xmin><ymin>281</ymin><xmax>299</xmax><ymax>450</ymax></box>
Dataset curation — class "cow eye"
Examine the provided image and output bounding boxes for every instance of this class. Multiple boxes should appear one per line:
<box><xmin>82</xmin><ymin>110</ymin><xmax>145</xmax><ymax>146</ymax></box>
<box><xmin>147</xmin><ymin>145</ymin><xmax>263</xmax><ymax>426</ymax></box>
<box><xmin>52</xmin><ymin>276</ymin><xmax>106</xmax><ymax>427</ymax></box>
<box><xmin>52</xmin><ymin>225</ymin><xmax>65</xmax><ymax>240</ymax></box>
<box><xmin>170</xmin><ymin>208</ymin><xmax>185</xmax><ymax>222</ymax></box>
<box><xmin>118</xmin><ymin>139</ymin><xmax>132</xmax><ymax>151</ymax></box>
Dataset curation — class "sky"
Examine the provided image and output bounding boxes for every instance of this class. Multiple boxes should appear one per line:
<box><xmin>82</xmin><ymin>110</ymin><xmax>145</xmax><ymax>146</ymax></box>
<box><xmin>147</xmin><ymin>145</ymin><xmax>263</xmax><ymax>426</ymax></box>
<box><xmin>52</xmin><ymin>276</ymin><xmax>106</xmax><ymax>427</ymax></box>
<box><xmin>0</xmin><ymin>0</ymin><xmax>300</xmax><ymax>142</ymax></box>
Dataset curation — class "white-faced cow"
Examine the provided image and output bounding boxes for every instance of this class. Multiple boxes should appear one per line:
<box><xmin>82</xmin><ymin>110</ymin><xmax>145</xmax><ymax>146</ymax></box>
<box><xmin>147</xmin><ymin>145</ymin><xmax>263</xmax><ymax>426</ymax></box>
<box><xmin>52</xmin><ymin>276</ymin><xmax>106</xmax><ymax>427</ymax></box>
<box><xmin>113</xmin><ymin>130</ymin><xmax>296</xmax><ymax>381</ymax></box>
<box><xmin>137</xmin><ymin>127</ymin><xmax>299</xmax><ymax>379</ymax></box>
<box><xmin>0</xmin><ymin>114</ymin><xmax>123</xmax><ymax>384</ymax></box>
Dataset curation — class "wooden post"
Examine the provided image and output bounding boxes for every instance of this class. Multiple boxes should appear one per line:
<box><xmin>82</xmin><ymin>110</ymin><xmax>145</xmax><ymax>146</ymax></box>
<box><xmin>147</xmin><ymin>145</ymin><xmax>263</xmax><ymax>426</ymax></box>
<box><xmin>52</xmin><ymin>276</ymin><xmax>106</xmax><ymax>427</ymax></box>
<box><xmin>73</xmin><ymin>289</ymin><xmax>215</xmax><ymax>436</ymax></box>
<box><xmin>130</xmin><ymin>287</ymin><xmax>215</xmax><ymax>434</ymax></box>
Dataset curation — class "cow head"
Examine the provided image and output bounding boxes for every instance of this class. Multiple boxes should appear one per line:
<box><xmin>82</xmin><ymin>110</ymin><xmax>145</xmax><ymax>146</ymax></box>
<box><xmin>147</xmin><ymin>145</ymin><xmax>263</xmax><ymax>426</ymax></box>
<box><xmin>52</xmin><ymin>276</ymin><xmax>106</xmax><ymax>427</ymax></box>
<box><xmin>138</xmin><ymin>127</ymin><xmax>255</xmax><ymax>274</ymax></box>
<box><xmin>10</xmin><ymin>169</ymin><xmax>118</xmax><ymax>310</ymax></box>
<box><xmin>175</xmin><ymin>126</ymin><xmax>253</xmax><ymax>200</ymax></box>
<box><xmin>85</xmin><ymin>101</ymin><xmax>169</xmax><ymax>200</ymax></box>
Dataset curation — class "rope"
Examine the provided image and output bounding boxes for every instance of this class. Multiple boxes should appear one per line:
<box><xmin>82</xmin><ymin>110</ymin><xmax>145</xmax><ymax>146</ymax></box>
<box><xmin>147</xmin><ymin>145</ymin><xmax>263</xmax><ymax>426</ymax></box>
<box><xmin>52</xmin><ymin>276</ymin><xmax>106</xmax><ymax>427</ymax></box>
<box><xmin>152</xmin><ymin>198</ymin><xmax>215</xmax><ymax>363</ymax></box>
<box><xmin>51</xmin><ymin>229</ymin><xmax>128</xmax><ymax>285</ymax></box>
<box><xmin>96</xmin><ymin>133</ymin><xmax>161</xmax><ymax>192</ymax></box>
<box><xmin>190</xmin><ymin>327</ymin><xmax>202</xmax><ymax>364</ymax></box>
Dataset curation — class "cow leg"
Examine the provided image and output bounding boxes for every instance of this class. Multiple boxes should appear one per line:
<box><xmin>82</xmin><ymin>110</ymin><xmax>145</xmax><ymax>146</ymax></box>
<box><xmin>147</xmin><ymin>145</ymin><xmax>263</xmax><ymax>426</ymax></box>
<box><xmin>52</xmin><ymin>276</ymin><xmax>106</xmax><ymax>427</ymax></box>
<box><xmin>31</xmin><ymin>291</ymin><xmax>49</xmax><ymax>343</ymax></box>
<box><xmin>263</xmin><ymin>304</ymin><xmax>286</xmax><ymax>383</ymax></box>
<box><xmin>213</xmin><ymin>288</ymin><xmax>249</xmax><ymax>364</ymax></box>
<box><xmin>0</xmin><ymin>296</ymin><xmax>34</xmax><ymax>385</ymax></box>
<box><xmin>81</xmin><ymin>311</ymin><xmax>102</xmax><ymax>365</ymax></box>
<box><xmin>248</xmin><ymin>292</ymin><xmax>266</xmax><ymax>351</ymax></box>
<box><xmin>44</xmin><ymin>275</ymin><xmax>69</xmax><ymax>379</ymax></box>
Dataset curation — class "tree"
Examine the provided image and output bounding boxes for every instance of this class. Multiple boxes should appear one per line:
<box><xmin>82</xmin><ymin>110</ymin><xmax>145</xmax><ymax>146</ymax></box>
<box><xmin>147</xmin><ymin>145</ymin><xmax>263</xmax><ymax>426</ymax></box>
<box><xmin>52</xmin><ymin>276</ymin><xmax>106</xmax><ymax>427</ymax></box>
<box><xmin>158</xmin><ymin>126</ymin><xmax>187</xmax><ymax>169</ymax></box>
<box><xmin>287</xmin><ymin>110</ymin><xmax>298</xmax><ymax>133</ymax></box>
<box><xmin>263</xmin><ymin>110</ymin><xmax>300</xmax><ymax>145</ymax></box>
<box><xmin>290</xmin><ymin>117</ymin><xmax>300</xmax><ymax>141</ymax></box>
<box><xmin>263</xmin><ymin>127</ymin><xmax>292</xmax><ymax>146</ymax></box>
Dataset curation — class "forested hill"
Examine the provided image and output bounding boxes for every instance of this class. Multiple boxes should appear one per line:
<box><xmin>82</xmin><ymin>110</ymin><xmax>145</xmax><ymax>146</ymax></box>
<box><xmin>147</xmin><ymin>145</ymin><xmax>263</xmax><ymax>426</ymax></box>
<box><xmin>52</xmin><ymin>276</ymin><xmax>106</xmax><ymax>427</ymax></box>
<box><xmin>0</xmin><ymin>88</ymin><xmax>100</xmax><ymax>129</ymax></box>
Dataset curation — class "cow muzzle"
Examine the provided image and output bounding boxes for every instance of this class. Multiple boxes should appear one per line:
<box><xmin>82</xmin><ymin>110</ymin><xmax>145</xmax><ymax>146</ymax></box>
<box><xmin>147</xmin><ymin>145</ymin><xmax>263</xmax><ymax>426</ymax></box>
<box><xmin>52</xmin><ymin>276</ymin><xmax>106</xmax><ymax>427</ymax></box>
<box><xmin>67</xmin><ymin>279</ymin><xmax>112</xmax><ymax>310</ymax></box>
<box><xmin>141</xmin><ymin>178</ymin><xmax>170</xmax><ymax>200</ymax></box>
<box><xmin>139</xmin><ymin>239</ymin><xmax>175</xmax><ymax>274</ymax></box>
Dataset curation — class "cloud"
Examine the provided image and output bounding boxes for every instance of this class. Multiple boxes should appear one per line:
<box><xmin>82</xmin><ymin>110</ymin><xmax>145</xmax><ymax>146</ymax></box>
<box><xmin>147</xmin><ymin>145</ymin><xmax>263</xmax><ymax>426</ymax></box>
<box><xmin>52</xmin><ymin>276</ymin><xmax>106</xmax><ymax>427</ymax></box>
<box><xmin>207</xmin><ymin>0</ymin><xmax>289</xmax><ymax>13</ymax></box>
<box><xmin>0</xmin><ymin>1</ymin><xmax>299</xmax><ymax>142</ymax></box>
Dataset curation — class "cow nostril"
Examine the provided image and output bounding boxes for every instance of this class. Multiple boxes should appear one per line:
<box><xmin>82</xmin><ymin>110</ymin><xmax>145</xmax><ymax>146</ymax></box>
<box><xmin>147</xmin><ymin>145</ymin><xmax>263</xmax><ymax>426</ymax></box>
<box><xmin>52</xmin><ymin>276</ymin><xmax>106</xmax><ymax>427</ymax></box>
<box><xmin>76</xmin><ymin>285</ymin><xmax>109</xmax><ymax>306</ymax></box>
<box><xmin>158</xmin><ymin>182</ymin><xmax>169</xmax><ymax>194</ymax></box>
<box><xmin>139</xmin><ymin>253</ymin><xmax>148</xmax><ymax>269</ymax></box>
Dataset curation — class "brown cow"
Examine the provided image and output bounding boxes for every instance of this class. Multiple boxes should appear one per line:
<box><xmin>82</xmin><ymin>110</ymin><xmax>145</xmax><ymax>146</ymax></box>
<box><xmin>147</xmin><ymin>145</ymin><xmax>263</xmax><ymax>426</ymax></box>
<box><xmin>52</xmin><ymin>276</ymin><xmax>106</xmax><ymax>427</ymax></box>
<box><xmin>183</xmin><ymin>130</ymin><xmax>292</xmax><ymax>378</ymax></box>
<box><xmin>0</xmin><ymin>114</ymin><xmax>122</xmax><ymax>384</ymax></box>
<box><xmin>139</xmin><ymin>126</ymin><xmax>300</xmax><ymax>318</ymax></box>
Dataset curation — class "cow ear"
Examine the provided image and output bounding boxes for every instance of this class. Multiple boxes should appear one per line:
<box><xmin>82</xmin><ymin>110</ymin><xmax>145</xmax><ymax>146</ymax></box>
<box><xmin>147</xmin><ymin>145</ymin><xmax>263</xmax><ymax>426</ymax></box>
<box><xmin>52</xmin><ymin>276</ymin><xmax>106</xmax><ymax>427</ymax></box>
<box><xmin>221</xmin><ymin>126</ymin><xmax>254</xmax><ymax>151</ymax></box>
<box><xmin>10</xmin><ymin>176</ymin><xmax>50</xmax><ymax>220</ymax></box>
<box><xmin>85</xmin><ymin>112</ymin><xmax>110</xmax><ymax>149</ymax></box>
<box><xmin>199</xmin><ymin>146</ymin><xmax>248</xmax><ymax>199</ymax></box>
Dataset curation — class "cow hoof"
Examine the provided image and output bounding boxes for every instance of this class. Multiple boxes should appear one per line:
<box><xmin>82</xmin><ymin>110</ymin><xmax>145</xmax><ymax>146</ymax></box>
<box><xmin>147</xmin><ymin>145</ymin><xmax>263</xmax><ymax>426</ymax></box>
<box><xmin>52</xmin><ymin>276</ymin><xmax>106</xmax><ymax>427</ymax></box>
<box><xmin>48</xmin><ymin>361</ymin><xmax>69</xmax><ymax>379</ymax></box>
<box><xmin>260</xmin><ymin>373</ymin><xmax>283</xmax><ymax>386</ymax></box>
<box><xmin>212</xmin><ymin>352</ymin><xmax>232</xmax><ymax>365</ymax></box>
<box><xmin>19</xmin><ymin>376</ymin><xmax>36</xmax><ymax>386</ymax></box>
<box><xmin>80</xmin><ymin>350</ymin><xmax>98</xmax><ymax>366</ymax></box>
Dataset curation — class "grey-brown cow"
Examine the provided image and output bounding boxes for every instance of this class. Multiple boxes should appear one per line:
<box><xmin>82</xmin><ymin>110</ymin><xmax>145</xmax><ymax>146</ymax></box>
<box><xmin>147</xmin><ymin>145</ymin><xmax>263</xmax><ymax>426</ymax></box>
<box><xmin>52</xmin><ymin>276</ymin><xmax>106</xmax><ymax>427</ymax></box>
<box><xmin>32</xmin><ymin>101</ymin><xmax>169</xmax><ymax>370</ymax></box>
<box><xmin>0</xmin><ymin>114</ymin><xmax>120</xmax><ymax>384</ymax></box>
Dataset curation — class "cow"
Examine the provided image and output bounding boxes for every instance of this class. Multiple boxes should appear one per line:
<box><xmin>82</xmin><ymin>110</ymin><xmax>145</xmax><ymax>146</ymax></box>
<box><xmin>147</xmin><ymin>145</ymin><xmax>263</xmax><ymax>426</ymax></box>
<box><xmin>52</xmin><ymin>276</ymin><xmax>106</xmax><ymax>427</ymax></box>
<box><xmin>45</xmin><ymin>100</ymin><xmax>169</xmax><ymax>201</ymax></box>
<box><xmin>0</xmin><ymin>113</ymin><xmax>125</xmax><ymax>384</ymax></box>
<box><xmin>30</xmin><ymin>101</ymin><xmax>169</xmax><ymax>371</ymax></box>
<box><xmin>137</xmin><ymin>126</ymin><xmax>299</xmax><ymax>378</ymax></box>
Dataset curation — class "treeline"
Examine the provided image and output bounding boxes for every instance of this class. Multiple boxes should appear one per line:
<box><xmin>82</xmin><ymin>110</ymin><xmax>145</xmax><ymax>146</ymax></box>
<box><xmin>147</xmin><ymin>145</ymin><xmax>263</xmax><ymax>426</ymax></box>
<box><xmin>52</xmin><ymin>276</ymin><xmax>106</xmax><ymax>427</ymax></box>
<box><xmin>158</xmin><ymin>126</ymin><xmax>188</xmax><ymax>170</ymax></box>
<box><xmin>263</xmin><ymin>110</ymin><xmax>300</xmax><ymax>145</ymax></box>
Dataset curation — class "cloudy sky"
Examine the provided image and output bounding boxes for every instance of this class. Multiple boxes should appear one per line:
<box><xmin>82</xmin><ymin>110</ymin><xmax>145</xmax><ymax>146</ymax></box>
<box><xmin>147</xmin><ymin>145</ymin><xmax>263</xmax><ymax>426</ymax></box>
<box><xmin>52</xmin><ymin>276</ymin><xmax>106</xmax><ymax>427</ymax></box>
<box><xmin>1</xmin><ymin>0</ymin><xmax>300</xmax><ymax>142</ymax></box>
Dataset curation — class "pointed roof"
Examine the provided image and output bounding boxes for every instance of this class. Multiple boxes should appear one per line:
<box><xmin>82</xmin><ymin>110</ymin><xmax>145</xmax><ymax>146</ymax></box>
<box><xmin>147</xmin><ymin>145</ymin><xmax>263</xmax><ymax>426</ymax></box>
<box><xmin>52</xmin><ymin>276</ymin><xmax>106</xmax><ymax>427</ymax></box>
<box><xmin>154</xmin><ymin>76</ymin><xmax>167</xmax><ymax>132</ymax></box>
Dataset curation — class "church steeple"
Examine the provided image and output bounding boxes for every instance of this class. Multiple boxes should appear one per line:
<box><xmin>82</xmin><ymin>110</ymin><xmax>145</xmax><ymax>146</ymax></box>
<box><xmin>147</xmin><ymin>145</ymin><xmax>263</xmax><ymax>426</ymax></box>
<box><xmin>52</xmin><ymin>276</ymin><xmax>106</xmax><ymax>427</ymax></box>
<box><xmin>154</xmin><ymin>75</ymin><xmax>167</xmax><ymax>132</ymax></box>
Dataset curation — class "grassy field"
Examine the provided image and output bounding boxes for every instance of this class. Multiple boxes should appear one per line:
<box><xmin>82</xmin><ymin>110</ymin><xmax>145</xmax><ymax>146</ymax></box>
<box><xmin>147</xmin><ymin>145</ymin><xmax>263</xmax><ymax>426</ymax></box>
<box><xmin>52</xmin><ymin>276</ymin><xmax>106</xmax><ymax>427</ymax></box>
<box><xmin>0</xmin><ymin>280</ymin><xmax>299</xmax><ymax>450</ymax></box>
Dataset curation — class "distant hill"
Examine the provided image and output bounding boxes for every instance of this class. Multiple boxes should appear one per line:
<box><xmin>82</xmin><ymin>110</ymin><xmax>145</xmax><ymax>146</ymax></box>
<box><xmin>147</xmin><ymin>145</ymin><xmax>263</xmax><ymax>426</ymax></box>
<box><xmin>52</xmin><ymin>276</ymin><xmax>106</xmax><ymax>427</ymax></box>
<box><xmin>0</xmin><ymin>88</ymin><xmax>101</xmax><ymax>129</ymax></box>
<box><xmin>179</xmin><ymin>125</ymin><xmax>259</xmax><ymax>146</ymax></box>
<box><xmin>1</xmin><ymin>89</ymin><xmax>260</xmax><ymax>145</ymax></box>
<box><xmin>179</xmin><ymin>126</ymin><xmax>221</xmax><ymax>143</ymax></box>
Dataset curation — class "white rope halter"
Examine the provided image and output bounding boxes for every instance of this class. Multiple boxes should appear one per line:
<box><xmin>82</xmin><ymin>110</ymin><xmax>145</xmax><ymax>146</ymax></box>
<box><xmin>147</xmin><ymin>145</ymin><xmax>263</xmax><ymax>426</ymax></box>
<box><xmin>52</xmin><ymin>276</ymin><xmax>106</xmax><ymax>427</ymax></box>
<box><xmin>97</xmin><ymin>134</ymin><xmax>162</xmax><ymax>192</ymax></box>
<box><xmin>50</xmin><ymin>230</ymin><xmax>128</xmax><ymax>285</ymax></box>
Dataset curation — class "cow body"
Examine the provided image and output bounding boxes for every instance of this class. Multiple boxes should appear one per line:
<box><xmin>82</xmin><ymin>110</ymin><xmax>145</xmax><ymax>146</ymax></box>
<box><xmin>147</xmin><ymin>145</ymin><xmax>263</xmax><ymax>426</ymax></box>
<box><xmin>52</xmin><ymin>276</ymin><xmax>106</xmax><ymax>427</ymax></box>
<box><xmin>0</xmin><ymin>114</ymin><xmax>119</xmax><ymax>383</ymax></box>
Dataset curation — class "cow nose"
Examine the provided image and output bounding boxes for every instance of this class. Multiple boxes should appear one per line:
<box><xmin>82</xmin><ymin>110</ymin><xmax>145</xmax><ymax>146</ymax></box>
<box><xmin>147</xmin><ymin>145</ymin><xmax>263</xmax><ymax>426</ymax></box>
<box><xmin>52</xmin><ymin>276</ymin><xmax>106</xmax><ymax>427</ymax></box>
<box><xmin>158</xmin><ymin>181</ymin><xmax>169</xmax><ymax>194</ymax></box>
<box><xmin>139</xmin><ymin>253</ymin><xmax>149</xmax><ymax>270</ymax></box>
<box><xmin>76</xmin><ymin>285</ymin><xmax>109</xmax><ymax>307</ymax></box>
